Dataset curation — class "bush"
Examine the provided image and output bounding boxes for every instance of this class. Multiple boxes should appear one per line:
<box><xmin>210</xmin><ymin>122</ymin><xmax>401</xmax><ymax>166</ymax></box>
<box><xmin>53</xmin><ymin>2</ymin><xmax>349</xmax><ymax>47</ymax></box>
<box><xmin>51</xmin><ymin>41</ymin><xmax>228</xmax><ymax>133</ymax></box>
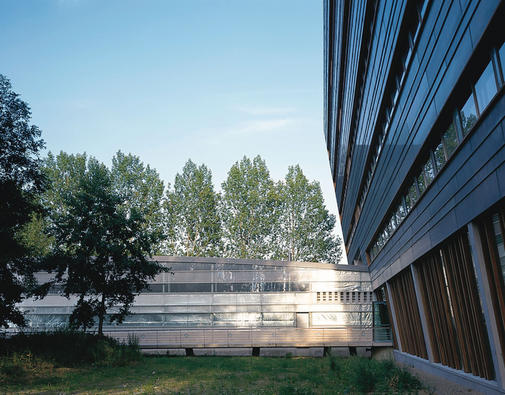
<box><xmin>0</xmin><ymin>330</ymin><xmax>142</xmax><ymax>368</ymax></box>
<box><xmin>329</xmin><ymin>356</ymin><xmax>423</xmax><ymax>394</ymax></box>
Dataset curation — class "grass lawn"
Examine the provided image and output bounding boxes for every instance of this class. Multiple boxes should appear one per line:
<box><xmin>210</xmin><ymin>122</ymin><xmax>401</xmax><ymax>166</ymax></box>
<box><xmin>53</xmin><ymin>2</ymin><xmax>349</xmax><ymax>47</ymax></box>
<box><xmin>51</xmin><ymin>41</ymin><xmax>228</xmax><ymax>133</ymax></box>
<box><xmin>1</xmin><ymin>354</ymin><xmax>429</xmax><ymax>395</ymax></box>
<box><xmin>0</xmin><ymin>332</ymin><xmax>426</xmax><ymax>394</ymax></box>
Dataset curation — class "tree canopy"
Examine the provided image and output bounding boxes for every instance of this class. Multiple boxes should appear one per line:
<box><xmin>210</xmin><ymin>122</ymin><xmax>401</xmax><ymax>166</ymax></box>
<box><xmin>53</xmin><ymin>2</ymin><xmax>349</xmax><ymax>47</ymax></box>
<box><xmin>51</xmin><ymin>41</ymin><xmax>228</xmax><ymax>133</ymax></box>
<box><xmin>274</xmin><ymin>165</ymin><xmax>342</xmax><ymax>264</ymax></box>
<box><xmin>0</xmin><ymin>74</ymin><xmax>46</xmax><ymax>328</ymax></box>
<box><xmin>220</xmin><ymin>156</ymin><xmax>281</xmax><ymax>259</ymax></box>
<box><xmin>164</xmin><ymin>159</ymin><xmax>221</xmax><ymax>257</ymax></box>
<box><xmin>111</xmin><ymin>151</ymin><xmax>165</xmax><ymax>247</ymax></box>
<box><xmin>0</xmin><ymin>73</ymin><xmax>343</xmax><ymax>332</ymax></box>
<box><xmin>45</xmin><ymin>155</ymin><xmax>169</xmax><ymax>335</ymax></box>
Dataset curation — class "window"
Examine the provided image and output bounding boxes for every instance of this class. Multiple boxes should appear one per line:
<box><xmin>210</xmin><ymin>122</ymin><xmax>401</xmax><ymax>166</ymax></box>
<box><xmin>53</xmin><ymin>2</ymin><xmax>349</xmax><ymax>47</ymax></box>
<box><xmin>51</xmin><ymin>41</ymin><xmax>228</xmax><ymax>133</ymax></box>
<box><xmin>434</xmin><ymin>141</ymin><xmax>446</xmax><ymax>172</ymax></box>
<box><xmin>498</xmin><ymin>43</ymin><xmax>505</xmax><ymax>83</ymax></box>
<box><xmin>460</xmin><ymin>93</ymin><xmax>478</xmax><ymax>136</ymax></box>
<box><xmin>443</xmin><ymin>122</ymin><xmax>458</xmax><ymax>158</ymax></box>
<box><xmin>417</xmin><ymin>172</ymin><xmax>426</xmax><ymax>195</ymax></box>
<box><xmin>409</xmin><ymin>181</ymin><xmax>418</xmax><ymax>206</ymax></box>
<box><xmin>492</xmin><ymin>213</ymin><xmax>505</xmax><ymax>276</ymax></box>
<box><xmin>396</xmin><ymin>199</ymin><xmax>406</xmax><ymax>223</ymax></box>
<box><xmin>423</xmin><ymin>157</ymin><xmax>435</xmax><ymax>185</ymax></box>
<box><xmin>388</xmin><ymin>215</ymin><xmax>396</xmax><ymax>234</ymax></box>
<box><xmin>474</xmin><ymin>61</ymin><xmax>498</xmax><ymax>113</ymax></box>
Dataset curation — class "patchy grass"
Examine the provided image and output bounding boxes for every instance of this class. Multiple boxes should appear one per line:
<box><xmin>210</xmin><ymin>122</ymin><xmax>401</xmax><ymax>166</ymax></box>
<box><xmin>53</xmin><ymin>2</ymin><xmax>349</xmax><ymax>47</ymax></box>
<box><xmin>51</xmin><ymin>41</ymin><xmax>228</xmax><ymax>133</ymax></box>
<box><xmin>1</xmin><ymin>333</ymin><xmax>426</xmax><ymax>394</ymax></box>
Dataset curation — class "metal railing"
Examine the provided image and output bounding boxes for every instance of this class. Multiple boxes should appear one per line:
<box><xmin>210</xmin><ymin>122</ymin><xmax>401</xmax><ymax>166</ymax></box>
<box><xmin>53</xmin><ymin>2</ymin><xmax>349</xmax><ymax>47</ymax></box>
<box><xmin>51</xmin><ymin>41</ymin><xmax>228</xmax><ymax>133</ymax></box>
<box><xmin>104</xmin><ymin>327</ymin><xmax>392</xmax><ymax>349</ymax></box>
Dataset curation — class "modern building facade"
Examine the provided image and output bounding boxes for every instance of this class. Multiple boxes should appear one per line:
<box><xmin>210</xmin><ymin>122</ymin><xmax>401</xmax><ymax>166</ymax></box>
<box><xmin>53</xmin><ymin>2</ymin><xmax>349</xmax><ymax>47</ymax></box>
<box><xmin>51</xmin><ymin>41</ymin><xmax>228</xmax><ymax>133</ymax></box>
<box><xmin>18</xmin><ymin>256</ymin><xmax>389</xmax><ymax>356</ymax></box>
<box><xmin>324</xmin><ymin>0</ymin><xmax>505</xmax><ymax>393</ymax></box>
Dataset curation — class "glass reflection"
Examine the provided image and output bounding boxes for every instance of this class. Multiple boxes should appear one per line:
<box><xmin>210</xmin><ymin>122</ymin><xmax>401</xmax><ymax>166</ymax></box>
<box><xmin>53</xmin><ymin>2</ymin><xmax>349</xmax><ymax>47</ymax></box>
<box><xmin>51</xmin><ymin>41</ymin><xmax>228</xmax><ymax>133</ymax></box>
<box><xmin>499</xmin><ymin>43</ymin><xmax>505</xmax><ymax>80</ymax></box>
<box><xmin>474</xmin><ymin>62</ymin><xmax>497</xmax><ymax>112</ymax></box>
<box><xmin>461</xmin><ymin>94</ymin><xmax>477</xmax><ymax>136</ymax></box>
<box><xmin>443</xmin><ymin>122</ymin><xmax>458</xmax><ymax>158</ymax></box>
<box><xmin>21</xmin><ymin>259</ymin><xmax>375</xmax><ymax>332</ymax></box>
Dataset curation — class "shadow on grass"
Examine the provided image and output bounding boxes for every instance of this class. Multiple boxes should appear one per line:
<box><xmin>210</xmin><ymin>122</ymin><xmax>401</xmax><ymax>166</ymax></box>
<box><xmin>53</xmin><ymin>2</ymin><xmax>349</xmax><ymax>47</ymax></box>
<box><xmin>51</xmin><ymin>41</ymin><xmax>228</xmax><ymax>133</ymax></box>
<box><xmin>1</xmin><ymin>332</ymin><xmax>426</xmax><ymax>394</ymax></box>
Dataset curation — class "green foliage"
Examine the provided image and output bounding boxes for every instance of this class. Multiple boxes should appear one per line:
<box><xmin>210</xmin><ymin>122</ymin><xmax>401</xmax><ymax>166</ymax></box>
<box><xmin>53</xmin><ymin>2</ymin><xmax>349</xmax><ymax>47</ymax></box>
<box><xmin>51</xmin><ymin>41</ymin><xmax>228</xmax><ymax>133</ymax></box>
<box><xmin>44</xmin><ymin>153</ymin><xmax>169</xmax><ymax>335</ymax></box>
<box><xmin>275</xmin><ymin>165</ymin><xmax>342</xmax><ymax>264</ymax></box>
<box><xmin>164</xmin><ymin>159</ymin><xmax>221</xmax><ymax>257</ymax></box>
<box><xmin>328</xmin><ymin>356</ymin><xmax>423</xmax><ymax>394</ymax></box>
<box><xmin>0</xmin><ymin>330</ymin><xmax>141</xmax><ymax>384</ymax></box>
<box><xmin>0</xmin><ymin>74</ymin><xmax>46</xmax><ymax>328</ymax></box>
<box><xmin>1</xmin><ymin>352</ymin><xmax>427</xmax><ymax>394</ymax></box>
<box><xmin>220</xmin><ymin>155</ymin><xmax>281</xmax><ymax>259</ymax></box>
<box><xmin>111</xmin><ymin>150</ymin><xmax>165</xmax><ymax>252</ymax></box>
<box><xmin>461</xmin><ymin>111</ymin><xmax>477</xmax><ymax>136</ymax></box>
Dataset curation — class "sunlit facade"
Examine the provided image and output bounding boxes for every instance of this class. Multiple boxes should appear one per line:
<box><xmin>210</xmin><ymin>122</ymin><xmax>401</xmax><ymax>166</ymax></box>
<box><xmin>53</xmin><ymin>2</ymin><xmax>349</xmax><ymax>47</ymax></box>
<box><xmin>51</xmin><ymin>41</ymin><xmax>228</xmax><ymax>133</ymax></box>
<box><xmin>325</xmin><ymin>0</ymin><xmax>505</xmax><ymax>393</ymax></box>
<box><xmin>18</xmin><ymin>257</ymin><xmax>388</xmax><ymax>355</ymax></box>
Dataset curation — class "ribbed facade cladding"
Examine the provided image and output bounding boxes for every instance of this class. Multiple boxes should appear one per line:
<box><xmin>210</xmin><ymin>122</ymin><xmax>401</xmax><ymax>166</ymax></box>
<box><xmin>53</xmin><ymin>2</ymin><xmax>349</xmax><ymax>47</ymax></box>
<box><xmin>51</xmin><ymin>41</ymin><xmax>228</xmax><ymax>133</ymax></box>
<box><xmin>19</xmin><ymin>257</ymin><xmax>374</xmax><ymax>331</ymax></box>
<box><xmin>325</xmin><ymin>0</ymin><xmax>505</xmax><ymax>393</ymax></box>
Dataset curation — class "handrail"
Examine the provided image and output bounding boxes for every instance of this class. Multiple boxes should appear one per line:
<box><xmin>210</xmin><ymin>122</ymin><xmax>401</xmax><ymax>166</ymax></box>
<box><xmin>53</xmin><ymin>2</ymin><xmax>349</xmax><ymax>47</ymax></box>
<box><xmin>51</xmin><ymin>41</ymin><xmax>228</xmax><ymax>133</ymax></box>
<box><xmin>103</xmin><ymin>327</ymin><xmax>392</xmax><ymax>349</ymax></box>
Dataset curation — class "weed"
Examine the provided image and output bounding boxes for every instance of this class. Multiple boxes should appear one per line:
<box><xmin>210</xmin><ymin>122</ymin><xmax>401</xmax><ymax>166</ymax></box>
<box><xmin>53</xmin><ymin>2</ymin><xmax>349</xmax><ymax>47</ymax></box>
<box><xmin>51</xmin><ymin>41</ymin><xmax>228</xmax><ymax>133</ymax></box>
<box><xmin>0</xmin><ymin>336</ymin><xmax>428</xmax><ymax>394</ymax></box>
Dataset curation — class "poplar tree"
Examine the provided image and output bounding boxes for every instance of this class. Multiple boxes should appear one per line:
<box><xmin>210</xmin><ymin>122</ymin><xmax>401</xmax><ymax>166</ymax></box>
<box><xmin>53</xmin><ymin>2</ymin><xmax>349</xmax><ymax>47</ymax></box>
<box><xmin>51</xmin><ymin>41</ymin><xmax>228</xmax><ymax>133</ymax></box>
<box><xmin>111</xmin><ymin>150</ymin><xmax>165</xmax><ymax>251</ymax></box>
<box><xmin>274</xmin><ymin>165</ymin><xmax>342</xmax><ymax>264</ymax></box>
<box><xmin>220</xmin><ymin>155</ymin><xmax>280</xmax><ymax>259</ymax></box>
<box><xmin>164</xmin><ymin>159</ymin><xmax>221</xmax><ymax>257</ymax></box>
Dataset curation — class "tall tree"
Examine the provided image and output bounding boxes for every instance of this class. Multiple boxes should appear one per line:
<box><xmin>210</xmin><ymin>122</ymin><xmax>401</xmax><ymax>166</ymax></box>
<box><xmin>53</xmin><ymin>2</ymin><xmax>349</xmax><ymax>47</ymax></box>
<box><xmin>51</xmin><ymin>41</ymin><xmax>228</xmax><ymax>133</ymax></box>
<box><xmin>274</xmin><ymin>165</ymin><xmax>342</xmax><ymax>264</ymax></box>
<box><xmin>111</xmin><ymin>151</ymin><xmax>165</xmax><ymax>251</ymax></box>
<box><xmin>220</xmin><ymin>155</ymin><xmax>280</xmax><ymax>259</ymax></box>
<box><xmin>46</xmin><ymin>156</ymin><xmax>168</xmax><ymax>335</ymax></box>
<box><xmin>163</xmin><ymin>159</ymin><xmax>221</xmax><ymax>257</ymax></box>
<box><xmin>0</xmin><ymin>74</ymin><xmax>46</xmax><ymax>327</ymax></box>
<box><xmin>42</xmin><ymin>151</ymin><xmax>88</xmax><ymax>223</ymax></box>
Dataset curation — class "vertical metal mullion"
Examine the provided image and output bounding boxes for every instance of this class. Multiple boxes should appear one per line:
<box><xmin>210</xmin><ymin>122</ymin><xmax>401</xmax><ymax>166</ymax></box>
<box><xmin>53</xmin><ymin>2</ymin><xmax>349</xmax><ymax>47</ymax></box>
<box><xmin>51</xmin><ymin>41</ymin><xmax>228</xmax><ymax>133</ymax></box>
<box><xmin>386</xmin><ymin>281</ymin><xmax>402</xmax><ymax>352</ymax></box>
<box><xmin>468</xmin><ymin>222</ymin><xmax>503</xmax><ymax>385</ymax></box>
<box><xmin>411</xmin><ymin>264</ymin><xmax>434</xmax><ymax>362</ymax></box>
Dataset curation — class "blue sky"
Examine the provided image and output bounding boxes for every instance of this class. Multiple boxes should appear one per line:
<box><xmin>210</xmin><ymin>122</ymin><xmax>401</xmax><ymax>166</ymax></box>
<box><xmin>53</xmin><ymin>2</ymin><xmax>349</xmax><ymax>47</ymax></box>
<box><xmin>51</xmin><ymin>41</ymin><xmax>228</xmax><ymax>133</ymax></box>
<box><xmin>1</xmin><ymin>0</ymin><xmax>345</xmax><ymax>259</ymax></box>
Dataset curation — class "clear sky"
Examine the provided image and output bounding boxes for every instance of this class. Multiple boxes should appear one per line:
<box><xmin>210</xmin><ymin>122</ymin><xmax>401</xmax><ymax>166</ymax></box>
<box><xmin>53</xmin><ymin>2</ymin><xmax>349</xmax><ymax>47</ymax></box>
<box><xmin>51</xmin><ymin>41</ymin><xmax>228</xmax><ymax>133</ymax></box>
<box><xmin>1</xmin><ymin>0</ymin><xmax>346</xmax><ymax>262</ymax></box>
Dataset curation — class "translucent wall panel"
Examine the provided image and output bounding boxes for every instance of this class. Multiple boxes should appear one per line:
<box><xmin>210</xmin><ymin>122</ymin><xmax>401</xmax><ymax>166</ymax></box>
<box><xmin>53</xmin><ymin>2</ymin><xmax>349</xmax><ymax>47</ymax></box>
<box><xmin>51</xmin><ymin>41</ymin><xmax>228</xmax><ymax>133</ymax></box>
<box><xmin>20</xmin><ymin>258</ymin><xmax>373</xmax><ymax>332</ymax></box>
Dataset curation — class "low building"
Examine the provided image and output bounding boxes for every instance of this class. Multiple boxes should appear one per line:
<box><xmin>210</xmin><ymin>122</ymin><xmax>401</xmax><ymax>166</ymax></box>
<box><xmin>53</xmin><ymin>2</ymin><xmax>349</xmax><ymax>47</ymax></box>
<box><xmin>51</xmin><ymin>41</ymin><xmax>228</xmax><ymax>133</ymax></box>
<box><xmin>18</xmin><ymin>256</ymin><xmax>390</xmax><ymax>356</ymax></box>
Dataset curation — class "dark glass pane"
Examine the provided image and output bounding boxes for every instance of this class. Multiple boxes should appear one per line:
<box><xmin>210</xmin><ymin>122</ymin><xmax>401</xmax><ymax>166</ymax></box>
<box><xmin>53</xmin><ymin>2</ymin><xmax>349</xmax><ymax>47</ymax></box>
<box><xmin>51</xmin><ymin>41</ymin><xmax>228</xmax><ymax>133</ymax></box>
<box><xmin>460</xmin><ymin>94</ymin><xmax>477</xmax><ymax>136</ymax></box>
<box><xmin>492</xmin><ymin>214</ymin><xmax>505</xmax><ymax>278</ymax></box>
<box><xmin>434</xmin><ymin>141</ymin><xmax>446</xmax><ymax>172</ymax></box>
<box><xmin>188</xmin><ymin>283</ymin><xmax>212</xmax><ymax>292</ymax></box>
<box><xmin>170</xmin><ymin>283</ymin><xmax>188</xmax><ymax>292</ymax></box>
<box><xmin>443</xmin><ymin>122</ymin><xmax>458</xmax><ymax>158</ymax></box>
<box><xmin>397</xmin><ymin>199</ymin><xmax>406</xmax><ymax>223</ymax></box>
<box><xmin>417</xmin><ymin>173</ymin><xmax>426</xmax><ymax>195</ymax></box>
<box><xmin>499</xmin><ymin>43</ymin><xmax>505</xmax><ymax>83</ymax></box>
<box><xmin>382</xmin><ymin>228</ymin><xmax>389</xmax><ymax>243</ymax></box>
<box><xmin>423</xmin><ymin>157</ymin><xmax>435</xmax><ymax>185</ymax></box>
<box><xmin>409</xmin><ymin>181</ymin><xmax>418</xmax><ymax>205</ymax></box>
<box><xmin>475</xmin><ymin>62</ymin><xmax>498</xmax><ymax>113</ymax></box>
<box><xmin>378</xmin><ymin>234</ymin><xmax>383</xmax><ymax>249</ymax></box>
<box><xmin>144</xmin><ymin>284</ymin><xmax>164</xmax><ymax>293</ymax></box>
<box><xmin>389</xmin><ymin>216</ymin><xmax>396</xmax><ymax>233</ymax></box>
<box><xmin>405</xmin><ymin>192</ymin><xmax>412</xmax><ymax>212</ymax></box>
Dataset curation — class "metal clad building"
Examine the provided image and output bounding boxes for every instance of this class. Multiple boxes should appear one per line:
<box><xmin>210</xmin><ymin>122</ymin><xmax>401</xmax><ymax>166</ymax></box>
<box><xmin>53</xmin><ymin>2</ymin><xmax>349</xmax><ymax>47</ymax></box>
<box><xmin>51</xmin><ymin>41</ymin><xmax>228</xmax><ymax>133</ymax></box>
<box><xmin>325</xmin><ymin>0</ymin><xmax>505</xmax><ymax>393</ymax></box>
<box><xmin>18</xmin><ymin>257</ymin><xmax>388</xmax><ymax>354</ymax></box>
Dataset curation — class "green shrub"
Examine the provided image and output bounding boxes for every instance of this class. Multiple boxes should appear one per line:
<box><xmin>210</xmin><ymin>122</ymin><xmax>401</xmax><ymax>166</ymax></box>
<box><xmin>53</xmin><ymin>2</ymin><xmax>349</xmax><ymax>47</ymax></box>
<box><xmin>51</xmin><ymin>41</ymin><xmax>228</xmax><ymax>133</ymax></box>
<box><xmin>0</xmin><ymin>330</ymin><xmax>142</xmax><ymax>368</ymax></box>
<box><xmin>329</xmin><ymin>356</ymin><xmax>423</xmax><ymax>394</ymax></box>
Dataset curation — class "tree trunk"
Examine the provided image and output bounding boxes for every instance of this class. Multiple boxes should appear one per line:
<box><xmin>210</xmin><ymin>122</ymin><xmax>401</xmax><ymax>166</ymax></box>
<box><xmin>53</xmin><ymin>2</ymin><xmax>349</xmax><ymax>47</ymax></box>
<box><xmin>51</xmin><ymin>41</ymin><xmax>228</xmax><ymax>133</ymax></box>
<box><xmin>98</xmin><ymin>293</ymin><xmax>106</xmax><ymax>336</ymax></box>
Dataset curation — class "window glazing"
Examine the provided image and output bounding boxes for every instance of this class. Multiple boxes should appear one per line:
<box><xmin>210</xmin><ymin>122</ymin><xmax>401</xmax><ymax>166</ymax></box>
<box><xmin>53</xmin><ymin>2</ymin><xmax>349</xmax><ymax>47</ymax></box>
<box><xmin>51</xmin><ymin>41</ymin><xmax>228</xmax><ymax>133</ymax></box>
<box><xmin>443</xmin><ymin>122</ymin><xmax>458</xmax><ymax>158</ymax></box>
<box><xmin>492</xmin><ymin>214</ymin><xmax>505</xmax><ymax>278</ymax></box>
<box><xmin>499</xmin><ymin>43</ymin><xmax>505</xmax><ymax>81</ymax></box>
<box><xmin>474</xmin><ymin>61</ymin><xmax>498</xmax><ymax>113</ymax></box>
<box><xmin>461</xmin><ymin>94</ymin><xmax>478</xmax><ymax>136</ymax></box>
